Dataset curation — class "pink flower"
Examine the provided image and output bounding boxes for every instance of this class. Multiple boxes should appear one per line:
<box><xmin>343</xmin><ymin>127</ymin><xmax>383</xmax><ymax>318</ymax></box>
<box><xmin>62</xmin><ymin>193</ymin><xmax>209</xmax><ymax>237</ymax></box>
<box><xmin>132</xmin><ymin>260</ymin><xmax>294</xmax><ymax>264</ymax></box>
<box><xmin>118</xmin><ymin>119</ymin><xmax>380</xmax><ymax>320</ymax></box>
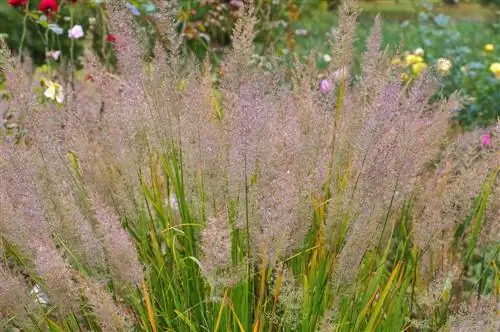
<box><xmin>481</xmin><ymin>133</ymin><xmax>490</xmax><ymax>146</ymax></box>
<box><xmin>320</xmin><ymin>79</ymin><xmax>331</xmax><ymax>94</ymax></box>
<box><xmin>68</xmin><ymin>25</ymin><xmax>84</xmax><ymax>39</ymax></box>
<box><xmin>229</xmin><ymin>0</ymin><xmax>244</xmax><ymax>9</ymax></box>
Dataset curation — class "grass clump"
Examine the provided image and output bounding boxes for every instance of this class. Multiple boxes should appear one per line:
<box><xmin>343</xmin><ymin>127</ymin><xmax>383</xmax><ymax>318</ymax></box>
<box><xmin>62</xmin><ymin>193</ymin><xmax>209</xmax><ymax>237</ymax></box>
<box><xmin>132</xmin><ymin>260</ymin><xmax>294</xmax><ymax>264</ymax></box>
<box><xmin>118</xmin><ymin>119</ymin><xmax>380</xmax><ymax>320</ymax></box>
<box><xmin>0</xmin><ymin>1</ymin><xmax>498</xmax><ymax>331</ymax></box>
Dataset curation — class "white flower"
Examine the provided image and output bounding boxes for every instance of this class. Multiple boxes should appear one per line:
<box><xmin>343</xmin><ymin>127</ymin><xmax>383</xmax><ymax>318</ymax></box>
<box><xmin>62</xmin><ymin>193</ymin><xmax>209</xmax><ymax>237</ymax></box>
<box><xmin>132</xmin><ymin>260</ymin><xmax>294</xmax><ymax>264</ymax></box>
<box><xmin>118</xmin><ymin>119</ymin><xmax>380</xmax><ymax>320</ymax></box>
<box><xmin>323</xmin><ymin>54</ymin><xmax>332</xmax><ymax>63</ymax></box>
<box><xmin>414</xmin><ymin>47</ymin><xmax>425</xmax><ymax>56</ymax></box>
<box><xmin>88</xmin><ymin>17</ymin><xmax>96</xmax><ymax>25</ymax></box>
<box><xmin>47</xmin><ymin>50</ymin><xmax>61</xmax><ymax>60</ymax></box>
<box><xmin>436</xmin><ymin>58</ymin><xmax>452</xmax><ymax>75</ymax></box>
<box><xmin>44</xmin><ymin>81</ymin><xmax>64</xmax><ymax>104</ymax></box>
<box><xmin>47</xmin><ymin>23</ymin><xmax>64</xmax><ymax>35</ymax></box>
<box><xmin>44</xmin><ymin>85</ymin><xmax>55</xmax><ymax>99</ymax></box>
<box><xmin>276</xmin><ymin>20</ymin><xmax>287</xmax><ymax>28</ymax></box>
<box><xmin>295</xmin><ymin>29</ymin><xmax>308</xmax><ymax>36</ymax></box>
<box><xmin>31</xmin><ymin>284</ymin><xmax>49</xmax><ymax>305</ymax></box>
<box><xmin>199</xmin><ymin>33</ymin><xmax>211</xmax><ymax>42</ymax></box>
<box><xmin>68</xmin><ymin>25</ymin><xmax>84</xmax><ymax>39</ymax></box>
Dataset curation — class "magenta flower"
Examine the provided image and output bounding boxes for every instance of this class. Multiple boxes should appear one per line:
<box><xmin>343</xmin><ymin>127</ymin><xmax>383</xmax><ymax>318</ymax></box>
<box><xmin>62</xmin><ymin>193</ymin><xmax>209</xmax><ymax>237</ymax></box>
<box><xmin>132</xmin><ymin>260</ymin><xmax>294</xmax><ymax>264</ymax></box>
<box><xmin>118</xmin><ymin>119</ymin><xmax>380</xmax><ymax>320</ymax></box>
<box><xmin>320</xmin><ymin>79</ymin><xmax>331</xmax><ymax>94</ymax></box>
<box><xmin>481</xmin><ymin>133</ymin><xmax>491</xmax><ymax>146</ymax></box>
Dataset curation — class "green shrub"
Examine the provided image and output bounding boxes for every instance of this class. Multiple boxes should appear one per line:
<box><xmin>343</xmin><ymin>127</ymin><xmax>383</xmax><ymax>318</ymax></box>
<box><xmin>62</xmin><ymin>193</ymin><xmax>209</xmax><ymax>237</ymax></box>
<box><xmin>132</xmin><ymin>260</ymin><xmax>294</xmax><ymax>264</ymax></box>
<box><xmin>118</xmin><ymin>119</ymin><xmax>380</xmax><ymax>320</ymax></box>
<box><xmin>399</xmin><ymin>4</ymin><xmax>500</xmax><ymax>128</ymax></box>
<box><xmin>0</xmin><ymin>0</ymin><xmax>316</xmax><ymax>68</ymax></box>
<box><xmin>479</xmin><ymin>0</ymin><xmax>500</xmax><ymax>7</ymax></box>
<box><xmin>0</xmin><ymin>1</ymin><xmax>115</xmax><ymax>68</ymax></box>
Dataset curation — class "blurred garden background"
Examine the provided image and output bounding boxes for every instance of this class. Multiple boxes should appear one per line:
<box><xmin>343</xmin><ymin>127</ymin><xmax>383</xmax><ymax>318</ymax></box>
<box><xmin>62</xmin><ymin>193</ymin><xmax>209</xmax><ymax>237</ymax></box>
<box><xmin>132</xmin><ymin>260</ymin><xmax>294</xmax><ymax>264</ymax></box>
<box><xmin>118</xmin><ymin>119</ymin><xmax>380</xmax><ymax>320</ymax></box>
<box><xmin>1</xmin><ymin>0</ymin><xmax>499</xmax><ymax>128</ymax></box>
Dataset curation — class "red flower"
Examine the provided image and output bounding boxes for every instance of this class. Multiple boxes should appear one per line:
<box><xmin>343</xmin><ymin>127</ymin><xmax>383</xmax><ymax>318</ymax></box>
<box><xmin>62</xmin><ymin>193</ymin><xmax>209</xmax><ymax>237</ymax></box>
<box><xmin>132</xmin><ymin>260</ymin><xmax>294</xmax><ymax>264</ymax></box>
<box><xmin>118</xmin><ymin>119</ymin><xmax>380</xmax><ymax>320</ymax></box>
<box><xmin>39</xmin><ymin>0</ymin><xmax>58</xmax><ymax>14</ymax></box>
<box><xmin>8</xmin><ymin>0</ymin><xmax>28</xmax><ymax>7</ymax></box>
<box><xmin>106</xmin><ymin>34</ymin><xmax>117</xmax><ymax>43</ymax></box>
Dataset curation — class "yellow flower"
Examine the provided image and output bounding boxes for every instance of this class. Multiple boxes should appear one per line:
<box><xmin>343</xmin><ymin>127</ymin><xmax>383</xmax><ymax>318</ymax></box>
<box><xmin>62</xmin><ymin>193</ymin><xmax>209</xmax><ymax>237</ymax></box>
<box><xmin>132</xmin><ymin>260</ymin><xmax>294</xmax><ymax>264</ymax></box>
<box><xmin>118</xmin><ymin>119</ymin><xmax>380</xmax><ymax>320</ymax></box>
<box><xmin>404</xmin><ymin>54</ymin><xmax>424</xmax><ymax>66</ymax></box>
<box><xmin>39</xmin><ymin>64</ymin><xmax>49</xmax><ymax>73</ymax></box>
<box><xmin>412</xmin><ymin>62</ymin><xmax>428</xmax><ymax>75</ymax></box>
<box><xmin>391</xmin><ymin>57</ymin><xmax>401</xmax><ymax>66</ymax></box>
<box><xmin>436</xmin><ymin>58</ymin><xmax>452</xmax><ymax>76</ymax></box>
<box><xmin>400</xmin><ymin>72</ymin><xmax>410</xmax><ymax>82</ymax></box>
<box><xmin>484</xmin><ymin>44</ymin><xmax>495</xmax><ymax>53</ymax></box>
<box><xmin>490</xmin><ymin>62</ymin><xmax>500</xmax><ymax>79</ymax></box>
<box><xmin>43</xmin><ymin>80</ymin><xmax>64</xmax><ymax>104</ymax></box>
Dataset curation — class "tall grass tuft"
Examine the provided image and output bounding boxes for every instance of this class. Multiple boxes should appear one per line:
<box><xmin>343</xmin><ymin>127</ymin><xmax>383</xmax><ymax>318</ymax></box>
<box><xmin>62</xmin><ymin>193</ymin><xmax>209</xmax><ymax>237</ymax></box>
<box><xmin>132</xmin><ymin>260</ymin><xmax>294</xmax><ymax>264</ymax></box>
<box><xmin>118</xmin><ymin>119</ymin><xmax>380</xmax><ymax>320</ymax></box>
<box><xmin>0</xmin><ymin>1</ymin><xmax>498</xmax><ymax>331</ymax></box>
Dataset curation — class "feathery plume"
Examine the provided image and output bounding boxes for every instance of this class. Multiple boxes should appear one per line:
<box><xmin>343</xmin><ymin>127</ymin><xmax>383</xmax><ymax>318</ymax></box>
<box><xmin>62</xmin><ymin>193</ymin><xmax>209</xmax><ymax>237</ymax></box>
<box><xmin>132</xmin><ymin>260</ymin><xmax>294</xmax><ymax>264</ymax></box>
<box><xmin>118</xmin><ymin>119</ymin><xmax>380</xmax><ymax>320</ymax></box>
<box><xmin>92</xmin><ymin>199</ymin><xmax>144</xmax><ymax>286</ymax></box>
<box><xmin>200</xmin><ymin>213</ymin><xmax>232</xmax><ymax>282</ymax></box>
<box><xmin>33</xmin><ymin>241</ymin><xmax>79</xmax><ymax>317</ymax></box>
<box><xmin>328</xmin><ymin>0</ymin><xmax>359</xmax><ymax>77</ymax></box>
<box><xmin>448</xmin><ymin>297</ymin><xmax>499</xmax><ymax>332</ymax></box>
<box><xmin>0</xmin><ymin>265</ymin><xmax>36</xmax><ymax>328</ymax></box>
<box><xmin>79</xmin><ymin>277</ymin><xmax>127</xmax><ymax>331</ymax></box>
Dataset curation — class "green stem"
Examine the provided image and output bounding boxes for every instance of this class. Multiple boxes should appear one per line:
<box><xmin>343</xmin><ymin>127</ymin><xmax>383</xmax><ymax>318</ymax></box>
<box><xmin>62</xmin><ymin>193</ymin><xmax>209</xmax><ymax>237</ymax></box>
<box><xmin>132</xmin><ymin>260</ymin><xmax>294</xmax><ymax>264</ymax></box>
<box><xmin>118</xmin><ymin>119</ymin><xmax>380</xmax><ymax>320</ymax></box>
<box><xmin>44</xmin><ymin>28</ymin><xmax>50</xmax><ymax>76</ymax></box>
<box><xmin>100</xmin><ymin>7</ymin><xmax>111</xmax><ymax>69</ymax></box>
<box><xmin>69</xmin><ymin>7</ymin><xmax>75</xmax><ymax>67</ymax></box>
<box><xmin>18</xmin><ymin>3</ymin><xmax>29</xmax><ymax>61</ymax></box>
<box><xmin>69</xmin><ymin>6</ymin><xmax>76</xmax><ymax>89</ymax></box>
